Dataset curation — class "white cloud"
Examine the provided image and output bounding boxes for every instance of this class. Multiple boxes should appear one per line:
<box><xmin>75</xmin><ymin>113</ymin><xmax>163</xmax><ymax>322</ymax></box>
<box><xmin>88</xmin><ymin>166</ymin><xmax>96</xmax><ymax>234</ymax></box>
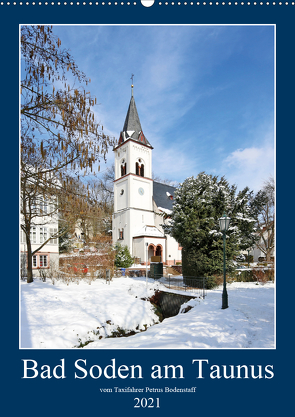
<box><xmin>223</xmin><ymin>145</ymin><xmax>274</xmax><ymax>192</ymax></box>
<box><xmin>225</xmin><ymin>147</ymin><xmax>265</xmax><ymax>167</ymax></box>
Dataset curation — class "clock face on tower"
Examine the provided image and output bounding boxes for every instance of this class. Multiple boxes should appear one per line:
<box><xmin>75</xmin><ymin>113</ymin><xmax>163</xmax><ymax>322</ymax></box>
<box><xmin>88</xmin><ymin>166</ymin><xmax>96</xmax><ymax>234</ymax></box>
<box><xmin>138</xmin><ymin>187</ymin><xmax>144</xmax><ymax>196</ymax></box>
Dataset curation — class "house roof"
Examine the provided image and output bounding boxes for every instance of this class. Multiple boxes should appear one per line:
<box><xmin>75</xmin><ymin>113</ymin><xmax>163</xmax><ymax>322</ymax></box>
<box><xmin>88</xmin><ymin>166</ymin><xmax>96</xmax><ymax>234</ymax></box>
<box><xmin>116</xmin><ymin>93</ymin><xmax>153</xmax><ymax>149</ymax></box>
<box><xmin>153</xmin><ymin>181</ymin><xmax>176</xmax><ymax>211</ymax></box>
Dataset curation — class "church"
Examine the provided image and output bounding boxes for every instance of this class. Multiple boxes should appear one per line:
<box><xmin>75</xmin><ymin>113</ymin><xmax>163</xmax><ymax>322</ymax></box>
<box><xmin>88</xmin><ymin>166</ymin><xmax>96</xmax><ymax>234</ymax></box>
<box><xmin>112</xmin><ymin>85</ymin><xmax>182</xmax><ymax>266</ymax></box>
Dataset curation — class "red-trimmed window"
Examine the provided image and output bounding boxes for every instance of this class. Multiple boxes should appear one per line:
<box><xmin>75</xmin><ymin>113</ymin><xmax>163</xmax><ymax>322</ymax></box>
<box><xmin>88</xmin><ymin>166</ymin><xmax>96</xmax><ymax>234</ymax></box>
<box><xmin>39</xmin><ymin>255</ymin><xmax>48</xmax><ymax>268</ymax></box>
<box><xmin>31</xmin><ymin>254</ymin><xmax>49</xmax><ymax>269</ymax></box>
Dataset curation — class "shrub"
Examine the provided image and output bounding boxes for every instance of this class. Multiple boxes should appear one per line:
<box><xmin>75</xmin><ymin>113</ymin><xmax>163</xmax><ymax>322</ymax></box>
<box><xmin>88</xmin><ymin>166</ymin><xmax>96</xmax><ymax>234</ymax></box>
<box><xmin>230</xmin><ymin>267</ymin><xmax>274</xmax><ymax>283</ymax></box>
<box><xmin>206</xmin><ymin>275</ymin><xmax>224</xmax><ymax>289</ymax></box>
<box><xmin>232</xmin><ymin>270</ymin><xmax>256</xmax><ymax>282</ymax></box>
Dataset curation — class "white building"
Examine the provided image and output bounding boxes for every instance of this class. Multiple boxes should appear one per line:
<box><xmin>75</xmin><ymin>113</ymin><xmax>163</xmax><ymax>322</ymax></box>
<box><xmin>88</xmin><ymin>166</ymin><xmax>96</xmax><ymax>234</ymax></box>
<box><xmin>112</xmin><ymin>86</ymin><xmax>182</xmax><ymax>265</ymax></box>
<box><xmin>20</xmin><ymin>198</ymin><xmax>59</xmax><ymax>277</ymax></box>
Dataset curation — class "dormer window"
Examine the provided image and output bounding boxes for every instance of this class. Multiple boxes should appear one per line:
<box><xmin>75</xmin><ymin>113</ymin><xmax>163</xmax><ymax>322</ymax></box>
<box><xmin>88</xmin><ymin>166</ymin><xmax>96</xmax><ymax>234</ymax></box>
<box><xmin>139</xmin><ymin>131</ymin><xmax>146</xmax><ymax>144</ymax></box>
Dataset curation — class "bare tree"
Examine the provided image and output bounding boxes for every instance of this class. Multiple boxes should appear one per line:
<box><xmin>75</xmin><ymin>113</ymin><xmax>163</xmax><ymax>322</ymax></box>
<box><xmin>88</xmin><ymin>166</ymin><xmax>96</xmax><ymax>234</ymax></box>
<box><xmin>152</xmin><ymin>173</ymin><xmax>179</xmax><ymax>187</ymax></box>
<box><xmin>21</xmin><ymin>25</ymin><xmax>116</xmax><ymax>282</ymax></box>
<box><xmin>253</xmin><ymin>177</ymin><xmax>275</xmax><ymax>262</ymax></box>
<box><xmin>74</xmin><ymin>165</ymin><xmax>115</xmax><ymax>241</ymax></box>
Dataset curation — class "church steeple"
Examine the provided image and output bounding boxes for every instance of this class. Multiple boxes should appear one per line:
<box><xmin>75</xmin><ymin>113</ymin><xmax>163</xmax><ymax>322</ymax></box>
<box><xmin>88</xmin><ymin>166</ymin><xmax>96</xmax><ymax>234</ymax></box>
<box><xmin>115</xmin><ymin>81</ymin><xmax>153</xmax><ymax>149</ymax></box>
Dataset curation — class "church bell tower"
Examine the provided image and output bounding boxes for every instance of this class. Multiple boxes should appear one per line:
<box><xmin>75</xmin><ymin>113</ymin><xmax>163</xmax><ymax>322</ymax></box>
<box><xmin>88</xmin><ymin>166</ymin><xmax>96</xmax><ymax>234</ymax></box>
<box><xmin>112</xmin><ymin>82</ymin><xmax>154</xmax><ymax>253</ymax></box>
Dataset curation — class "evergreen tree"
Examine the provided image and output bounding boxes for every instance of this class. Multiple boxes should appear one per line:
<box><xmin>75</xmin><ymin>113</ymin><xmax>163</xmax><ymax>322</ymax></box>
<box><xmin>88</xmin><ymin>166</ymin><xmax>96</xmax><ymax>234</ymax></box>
<box><xmin>163</xmin><ymin>172</ymin><xmax>258</xmax><ymax>277</ymax></box>
<box><xmin>114</xmin><ymin>243</ymin><xmax>134</xmax><ymax>269</ymax></box>
<box><xmin>59</xmin><ymin>229</ymin><xmax>75</xmax><ymax>253</ymax></box>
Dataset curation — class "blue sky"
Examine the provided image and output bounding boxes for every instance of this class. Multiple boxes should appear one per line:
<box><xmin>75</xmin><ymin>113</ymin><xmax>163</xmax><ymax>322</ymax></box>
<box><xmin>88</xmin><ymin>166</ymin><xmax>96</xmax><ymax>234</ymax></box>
<box><xmin>53</xmin><ymin>24</ymin><xmax>274</xmax><ymax>193</ymax></box>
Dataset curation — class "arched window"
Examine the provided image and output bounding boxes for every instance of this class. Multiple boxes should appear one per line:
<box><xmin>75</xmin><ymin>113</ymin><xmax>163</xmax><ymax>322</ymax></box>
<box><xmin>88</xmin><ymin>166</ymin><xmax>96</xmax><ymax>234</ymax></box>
<box><xmin>148</xmin><ymin>244</ymin><xmax>156</xmax><ymax>264</ymax></box>
<box><xmin>121</xmin><ymin>159</ymin><xmax>127</xmax><ymax>177</ymax></box>
<box><xmin>156</xmin><ymin>245</ymin><xmax>162</xmax><ymax>262</ymax></box>
<box><xmin>135</xmin><ymin>159</ymin><xmax>144</xmax><ymax>177</ymax></box>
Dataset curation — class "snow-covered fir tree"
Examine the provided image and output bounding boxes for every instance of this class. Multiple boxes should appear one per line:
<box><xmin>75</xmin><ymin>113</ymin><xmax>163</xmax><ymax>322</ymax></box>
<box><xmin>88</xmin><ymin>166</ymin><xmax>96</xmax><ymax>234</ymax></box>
<box><xmin>162</xmin><ymin>172</ymin><xmax>258</xmax><ymax>277</ymax></box>
<box><xmin>114</xmin><ymin>242</ymin><xmax>134</xmax><ymax>268</ymax></box>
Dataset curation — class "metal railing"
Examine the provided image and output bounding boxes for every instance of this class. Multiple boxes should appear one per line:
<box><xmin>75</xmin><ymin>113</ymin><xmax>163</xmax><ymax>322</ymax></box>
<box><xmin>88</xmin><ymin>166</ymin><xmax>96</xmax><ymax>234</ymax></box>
<box><xmin>153</xmin><ymin>275</ymin><xmax>208</xmax><ymax>298</ymax></box>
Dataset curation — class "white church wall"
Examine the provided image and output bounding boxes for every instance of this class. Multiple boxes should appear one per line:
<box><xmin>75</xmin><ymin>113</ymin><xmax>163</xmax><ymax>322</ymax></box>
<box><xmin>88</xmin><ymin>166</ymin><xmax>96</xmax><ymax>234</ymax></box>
<box><xmin>114</xmin><ymin>178</ymin><xmax>128</xmax><ymax>211</ymax></box>
<box><xmin>133</xmin><ymin>237</ymin><xmax>145</xmax><ymax>263</ymax></box>
<box><xmin>130</xmin><ymin>176</ymin><xmax>153</xmax><ymax>211</ymax></box>
<box><xmin>165</xmin><ymin>234</ymin><xmax>182</xmax><ymax>265</ymax></box>
<box><xmin>113</xmin><ymin>208</ymin><xmax>155</xmax><ymax>256</ymax></box>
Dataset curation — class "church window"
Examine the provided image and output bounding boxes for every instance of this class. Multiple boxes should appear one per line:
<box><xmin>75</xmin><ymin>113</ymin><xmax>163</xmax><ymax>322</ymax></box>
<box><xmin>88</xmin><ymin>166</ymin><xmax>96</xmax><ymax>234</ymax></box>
<box><xmin>119</xmin><ymin>229</ymin><xmax>124</xmax><ymax>240</ymax></box>
<box><xmin>136</xmin><ymin>159</ymin><xmax>144</xmax><ymax>177</ymax></box>
<box><xmin>156</xmin><ymin>245</ymin><xmax>162</xmax><ymax>261</ymax></box>
<box><xmin>121</xmin><ymin>159</ymin><xmax>127</xmax><ymax>177</ymax></box>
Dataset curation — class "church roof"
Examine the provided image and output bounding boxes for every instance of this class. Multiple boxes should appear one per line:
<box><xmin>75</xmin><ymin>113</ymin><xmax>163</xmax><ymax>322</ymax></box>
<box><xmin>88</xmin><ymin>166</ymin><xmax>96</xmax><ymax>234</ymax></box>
<box><xmin>153</xmin><ymin>181</ymin><xmax>176</xmax><ymax>212</ymax></box>
<box><xmin>116</xmin><ymin>93</ymin><xmax>153</xmax><ymax>149</ymax></box>
<box><xmin>133</xmin><ymin>225</ymin><xmax>164</xmax><ymax>238</ymax></box>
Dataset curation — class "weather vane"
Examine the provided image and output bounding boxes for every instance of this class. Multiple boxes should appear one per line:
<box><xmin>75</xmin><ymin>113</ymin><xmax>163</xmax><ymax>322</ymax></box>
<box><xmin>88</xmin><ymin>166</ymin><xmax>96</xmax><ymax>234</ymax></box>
<box><xmin>131</xmin><ymin>74</ymin><xmax>134</xmax><ymax>96</ymax></box>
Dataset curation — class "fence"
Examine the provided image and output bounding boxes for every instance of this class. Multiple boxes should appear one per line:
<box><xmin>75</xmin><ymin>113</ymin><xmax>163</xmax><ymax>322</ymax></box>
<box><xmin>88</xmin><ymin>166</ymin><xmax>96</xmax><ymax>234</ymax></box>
<box><xmin>153</xmin><ymin>275</ymin><xmax>208</xmax><ymax>298</ymax></box>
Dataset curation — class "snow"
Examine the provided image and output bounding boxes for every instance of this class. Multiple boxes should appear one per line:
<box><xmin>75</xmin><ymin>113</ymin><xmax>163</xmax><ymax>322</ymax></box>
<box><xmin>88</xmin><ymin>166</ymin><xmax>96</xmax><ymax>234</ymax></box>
<box><xmin>158</xmin><ymin>207</ymin><xmax>172</xmax><ymax>215</ymax></box>
<box><xmin>133</xmin><ymin>225</ymin><xmax>164</xmax><ymax>237</ymax></box>
<box><xmin>20</xmin><ymin>277</ymin><xmax>274</xmax><ymax>350</ymax></box>
<box><xmin>126</xmin><ymin>130</ymin><xmax>135</xmax><ymax>137</ymax></box>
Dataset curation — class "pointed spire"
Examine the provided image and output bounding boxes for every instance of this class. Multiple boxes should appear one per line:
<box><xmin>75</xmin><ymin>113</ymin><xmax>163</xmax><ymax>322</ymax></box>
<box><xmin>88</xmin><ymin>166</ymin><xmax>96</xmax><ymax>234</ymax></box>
<box><xmin>122</xmin><ymin>95</ymin><xmax>142</xmax><ymax>135</ymax></box>
<box><xmin>115</xmin><ymin>81</ymin><xmax>153</xmax><ymax>149</ymax></box>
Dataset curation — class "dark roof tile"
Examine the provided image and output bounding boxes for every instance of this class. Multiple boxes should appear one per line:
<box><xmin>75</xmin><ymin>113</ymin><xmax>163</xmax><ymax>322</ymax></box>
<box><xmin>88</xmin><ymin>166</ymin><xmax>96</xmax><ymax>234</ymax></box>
<box><xmin>153</xmin><ymin>181</ymin><xmax>176</xmax><ymax>211</ymax></box>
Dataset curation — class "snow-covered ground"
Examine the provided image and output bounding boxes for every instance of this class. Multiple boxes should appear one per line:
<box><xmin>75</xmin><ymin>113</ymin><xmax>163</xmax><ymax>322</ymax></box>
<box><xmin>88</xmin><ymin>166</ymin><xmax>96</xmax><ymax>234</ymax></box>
<box><xmin>20</xmin><ymin>276</ymin><xmax>275</xmax><ymax>349</ymax></box>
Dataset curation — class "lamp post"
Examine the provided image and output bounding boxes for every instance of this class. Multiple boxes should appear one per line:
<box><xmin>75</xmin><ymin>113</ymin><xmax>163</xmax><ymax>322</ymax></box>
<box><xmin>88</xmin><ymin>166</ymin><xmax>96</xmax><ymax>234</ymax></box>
<box><xmin>146</xmin><ymin>242</ymin><xmax>148</xmax><ymax>289</ymax></box>
<box><xmin>247</xmin><ymin>247</ymin><xmax>253</xmax><ymax>268</ymax></box>
<box><xmin>219</xmin><ymin>212</ymin><xmax>231</xmax><ymax>309</ymax></box>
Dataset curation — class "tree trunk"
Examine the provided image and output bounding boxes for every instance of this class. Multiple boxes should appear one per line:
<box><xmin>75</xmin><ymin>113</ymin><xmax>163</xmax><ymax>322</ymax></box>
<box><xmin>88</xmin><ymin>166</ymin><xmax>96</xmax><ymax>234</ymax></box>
<box><xmin>26</xmin><ymin>233</ymin><xmax>34</xmax><ymax>283</ymax></box>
